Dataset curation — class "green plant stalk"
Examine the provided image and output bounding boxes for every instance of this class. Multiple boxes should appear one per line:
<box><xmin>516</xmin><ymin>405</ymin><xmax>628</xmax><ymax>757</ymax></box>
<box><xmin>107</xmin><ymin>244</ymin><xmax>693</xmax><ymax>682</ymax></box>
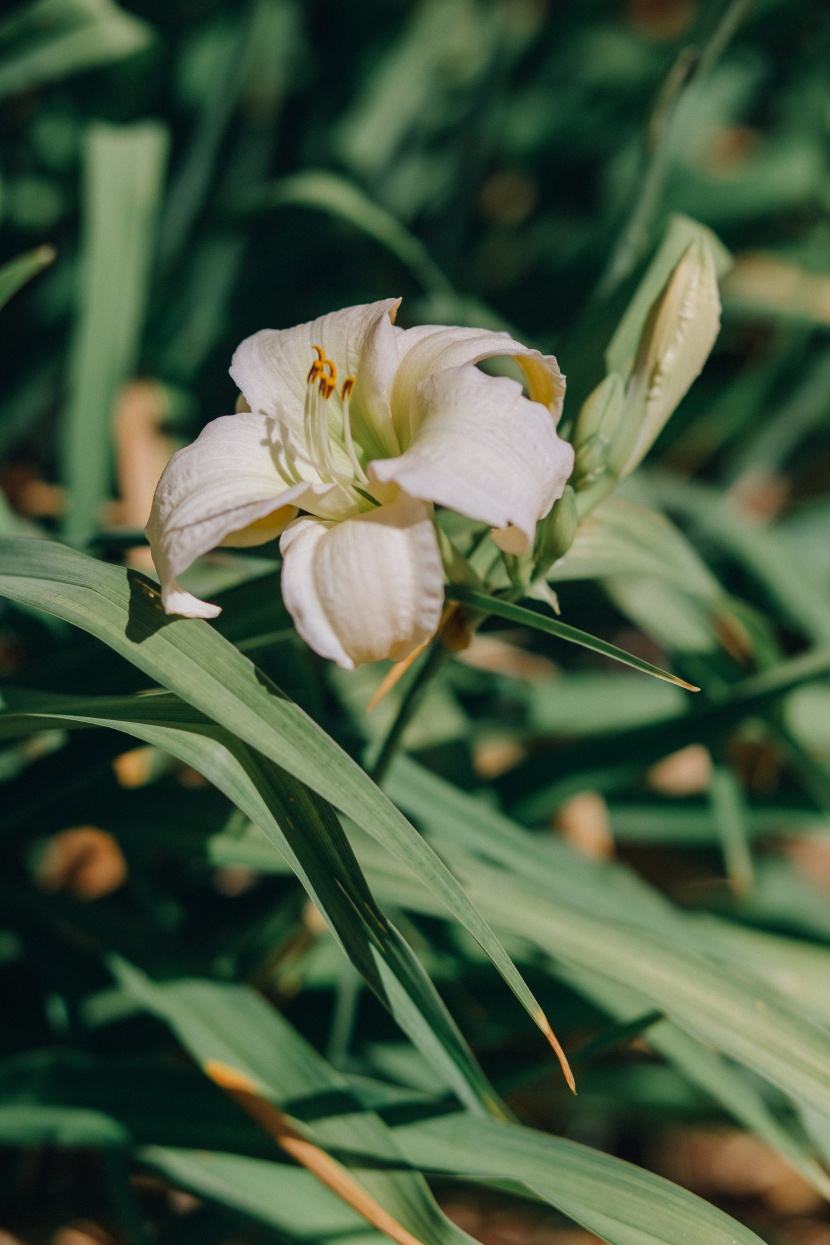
<box><xmin>370</xmin><ymin>580</ymin><xmax>520</xmax><ymax>785</ymax></box>
<box><xmin>596</xmin><ymin>0</ymin><xmax>754</xmax><ymax>298</ymax></box>
<box><xmin>369</xmin><ymin>626</ymin><xmax>459</xmax><ymax>786</ymax></box>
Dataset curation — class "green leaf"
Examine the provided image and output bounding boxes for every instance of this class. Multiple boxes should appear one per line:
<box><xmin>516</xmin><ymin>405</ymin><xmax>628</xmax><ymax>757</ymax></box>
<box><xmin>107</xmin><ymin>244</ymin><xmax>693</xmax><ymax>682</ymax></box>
<box><xmin>690</xmin><ymin>915</ymin><xmax>830</xmax><ymax>1033</ymax></box>
<box><xmin>527</xmin><ymin>672</ymin><xmax>685</xmax><ymax>736</ymax></box>
<box><xmin>651</xmin><ymin>473</ymin><xmax>830</xmax><ymax>647</ymax></box>
<box><xmin>550</xmin><ymin>495</ymin><xmax>720</xmax><ymax>598</ymax></box>
<box><xmin>390</xmin><ymin>1113</ymin><xmax>765</xmax><ymax>1245</ymax></box>
<box><xmin>604</xmin><ymin>575</ymin><xmax>719</xmax><ymax>654</ymax></box>
<box><xmin>500</xmin><ymin>645</ymin><xmax>830</xmax><ymax>818</ymax></box>
<box><xmin>0</xmin><ymin>685</ymin><xmax>500</xmax><ymax>1115</ymax></box>
<box><xmin>141</xmin><ymin>1151</ymin><xmax>382</xmax><ymax>1244</ymax></box>
<box><xmin>112</xmin><ymin>963</ymin><xmax>474</xmax><ymax>1245</ymax></box>
<box><xmin>382</xmin><ymin>759</ymin><xmax>830</xmax><ymax>1125</ymax></box>
<box><xmin>0</xmin><ymin>0</ymin><xmax>152</xmax><ymax>100</ymax></box>
<box><xmin>333</xmin><ymin>1</ymin><xmax>500</xmax><ymax>184</ymax></box>
<box><xmin>0</xmin><ymin>245</ymin><xmax>55</xmax><ymax>311</ymax></box>
<box><xmin>241</xmin><ymin>171</ymin><xmax>454</xmax><ymax>301</ymax></box>
<box><xmin>0</xmin><ymin>538</ymin><xmax>558</xmax><ymax>1069</ymax></box>
<box><xmin>709</xmin><ymin>763</ymin><xmax>754</xmax><ymax>895</ymax></box>
<box><xmin>446</xmin><ymin>584</ymin><xmax>698</xmax><ymax>690</ymax></box>
<box><xmin>61</xmin><ymin>122</ymin><xmax>168</xmax><ymax>547</ymax></box>
<box><xmin>558</xmin><ymin>963</ymin><xmax>830</xmax><ymax>1200</ymax></box>
<box><xmin>0</xmin><ymin>1104</ymin><xmax>128</xmax><ymax>1147</ymax></box>
<box><xmin>461</xmin><ymin>855</ymin><xmax>830</xmax><ymax>1121</ymax></box>
<box><xmin>117</xmin><ymin>966</ymin><xmax>763</xmax><ymax>1245</ymax></box>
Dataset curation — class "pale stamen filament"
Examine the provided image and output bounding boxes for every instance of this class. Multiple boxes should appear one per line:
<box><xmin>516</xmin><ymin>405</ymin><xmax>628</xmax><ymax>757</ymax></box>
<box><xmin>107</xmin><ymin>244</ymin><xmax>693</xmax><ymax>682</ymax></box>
<box><xmin>316</xmin><ymin>356</ymin><xmax>337</xmax><ymax>476</ymax></box>
<box><xmin>280</xmin><ymin>424</ymin><xmax>353</xmax><ymax>487</ymax></box>
<box><xmin>305</xmin><ymin>350</ymin><xmax>326</xmax><ymax>475</ymax></box>
<box><xmin>304</xmin><ymin>346</ymin><xmax>370</xmax><ymax>493</ymax></box>
<box><xmin>304</xmin><ymin>346</ymin><xmax>334</xmax><ymax>479</ymax></box>
<box><xmin>340</xmin><ymin>376</ymin><xmax>368</xmax><ymax>484</ymax></box>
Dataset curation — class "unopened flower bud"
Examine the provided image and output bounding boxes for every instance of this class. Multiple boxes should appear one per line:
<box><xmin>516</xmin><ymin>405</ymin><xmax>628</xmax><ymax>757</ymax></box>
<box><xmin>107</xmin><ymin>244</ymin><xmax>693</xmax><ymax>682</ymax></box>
<box><xmin>534</xmin><ymin>484</ymin><xmax>578</xmax><ymax>575</ymax></box>
<box><xmin>572</xmin><ymin>372</ymin><xmax>626</xmax><ymax>487</ymax></box>
<box><xmin>617</xmin><ymin>238</ymin><xmax>720</xmax><ymax>478</ymax></box>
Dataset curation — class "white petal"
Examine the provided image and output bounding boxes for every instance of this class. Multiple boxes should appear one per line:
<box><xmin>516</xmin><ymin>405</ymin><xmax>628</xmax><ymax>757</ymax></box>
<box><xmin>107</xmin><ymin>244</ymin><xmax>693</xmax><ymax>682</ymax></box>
<box><xmin>390</xmin><ymin>324</ymin><xmax>565</xmax><ymax>445</ymax></box>
<box><xmin>350</xmin><ymin>300</ymin><xmax>402</xmax><ymax>458</ymax></box>
<box><xmin>159</xmin><ymin>581</ymin><xmax>223</xmax><ymax>620</ymax></box>
<box><xmin>279</xmin><ymin>494</ymin><xmax>444</xmax><ymax>669</ymax></box>
<box><xmin>230</xmin><ymin>298</ymin><xmax>400</xmax><ymax>456</ymax></box>
<box><xmin>370</xmin><ymin>365</ymin><xmax>575</xmax><ymax>556</ymax></box>
<box><xmin>147</xmin><ymin>410</ymin><xmax>354</xmax><ymax>617</ymax></box>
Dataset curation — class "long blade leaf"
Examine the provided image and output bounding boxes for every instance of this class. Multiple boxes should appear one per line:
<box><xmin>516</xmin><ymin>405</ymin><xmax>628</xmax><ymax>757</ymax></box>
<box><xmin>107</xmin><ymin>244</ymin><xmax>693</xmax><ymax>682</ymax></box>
<box><xmin>0</xmin><ymin>685</ymin><xmax>502</xmax><ymax>1116</ymax></box>
<box><xmin>446</xmin><ymin>584</ymin><xmax>699</xmax><ymax>689</ymax></box>
<box><xmin>0</xmin><ymin>246</ymin><xmax>55</xmax><ymax>311</ymax></box>
<box><xmin>0</xmin><ymin>538</ymin><xmax>561</xmax><ymax>1071</ymax></box>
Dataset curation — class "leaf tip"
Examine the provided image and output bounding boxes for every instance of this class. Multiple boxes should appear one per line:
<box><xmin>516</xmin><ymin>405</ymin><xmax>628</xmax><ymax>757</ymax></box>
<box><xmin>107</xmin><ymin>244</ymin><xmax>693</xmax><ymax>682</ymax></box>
<box><xmin>35</xmin><ymin>245</ymin><xmax>57</xmax><ymax>268</ymax></box>
<box><xmin>539</xmin><ymin>1014</ymin><xmax>577</xmax><ymax>1094</ymax></box>
<box><xmin>204</xmin><ymin>1059</ymin><xmax>258</xmax><ymax>1094</ymax></box>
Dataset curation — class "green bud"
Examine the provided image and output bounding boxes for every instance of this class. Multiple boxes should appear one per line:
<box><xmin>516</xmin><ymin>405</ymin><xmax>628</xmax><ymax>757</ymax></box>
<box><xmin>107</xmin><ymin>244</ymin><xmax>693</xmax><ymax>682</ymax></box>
<box><xmin>574</xmin><ymin>432</ymin><xmax>613</xmax><ymax>484</ymax></box>
<box><xmin>615</xmin><ymin>238</ymin><xmax>721</xmax><ymax>479</ymax></box>
<box><xmin>572</xmin><ymin>372</ymin><xmax>626</xmax><ymax>503</ymax></box>
<box><xmin>573</xmin><ymin>372</ymin><xmax>626</xmax><ymax>453</ymax></box>
<box><xmin>570</xmin><ymin>374</ymin><xmax>626</xmax><ymax>516</ymax></box>
<box><xmin>534</xmin><ymin>484</ymin><xmax>578</xmax><ymax>576</ymax></box>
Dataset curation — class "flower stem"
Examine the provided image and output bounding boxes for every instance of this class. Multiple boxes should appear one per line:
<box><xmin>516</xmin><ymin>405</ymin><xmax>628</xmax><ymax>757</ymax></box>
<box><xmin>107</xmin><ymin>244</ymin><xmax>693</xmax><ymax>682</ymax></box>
<box><xmin>596</xmin><ymin>0</ymin><xmax>753</xmax><ymax>298</ymax></box>
<box><xmin>369</xmin><ymin>567</ymin><xmax>526</xmax><ymax>785</ymax></box>
<box><xmin>369</xmin><ymin>630</ymin><xmax>455</xmax><ymax>785</ymax></box>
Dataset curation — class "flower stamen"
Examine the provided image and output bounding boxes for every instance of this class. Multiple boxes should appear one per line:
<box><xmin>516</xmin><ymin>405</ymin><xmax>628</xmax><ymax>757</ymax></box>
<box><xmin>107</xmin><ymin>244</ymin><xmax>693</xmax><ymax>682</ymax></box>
<box><xmin>340</xmin><ymin>375</ymin><xmax>368</xmax><ymax>484</ymax></box>
<box><xmin>305</xmin><ymin>345</ymin><xmax>339</xmax><ymax>478</ymax></box>
<box><xmin>304</xmin><ymin>348</ymin><xmax>369</xmax><ymax>490</ymax></box>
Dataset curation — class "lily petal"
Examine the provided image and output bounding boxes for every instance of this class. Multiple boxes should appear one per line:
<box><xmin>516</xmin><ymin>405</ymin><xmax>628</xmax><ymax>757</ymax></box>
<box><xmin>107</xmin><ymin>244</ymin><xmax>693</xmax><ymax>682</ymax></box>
<box><xmin>350</xmin><ymin>299</ymin><xmax>402</xmax><ymax>458</ymax></box>
<box><xmin>158</xmin><ymin>581</ymin><xmax>223</xmax><ymax>621</ymax></box>
<box><xmin>279</xmin><ymin>493</ymin><xmax>444</xmax><ymax>670</ymax></box>
<box><xmin>147</xmin><ymin>411</ymin><xmax>354</xmax><ymax>617</ymax></box>
<box><xmin>390</xmin><ymin>324</ymin><xmax>566</xmax><ymax>445</ymax></box>
<box><xmin>370</xmin><ymin>365</ymin><xmax>575</xmax><ymax>556</ymax></box>
<box><xmin>230</xmin><ymin>298</ymin><xmax>400</xmax><ymax>458</ymax></box>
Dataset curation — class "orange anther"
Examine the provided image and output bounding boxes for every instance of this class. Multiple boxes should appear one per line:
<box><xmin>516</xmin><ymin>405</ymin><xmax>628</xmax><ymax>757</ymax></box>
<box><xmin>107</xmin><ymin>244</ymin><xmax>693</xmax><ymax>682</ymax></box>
<box><xmin>341</xmin><ymin>376</ymin><xmax>356</xmax><ymax>401</ymax></box>
<box><xmin>308</xmin><ymin>345</ymin><xmax>337</xmax><ymax>396</ymax></box>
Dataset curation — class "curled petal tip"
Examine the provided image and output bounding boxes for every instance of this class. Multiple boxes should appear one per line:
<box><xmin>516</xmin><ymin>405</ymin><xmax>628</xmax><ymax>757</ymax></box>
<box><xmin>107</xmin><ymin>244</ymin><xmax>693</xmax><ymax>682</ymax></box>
<box><xmin>161</xmin><ymin>581</ymin><xmax>222</xmax><ymax>620</ymax></box>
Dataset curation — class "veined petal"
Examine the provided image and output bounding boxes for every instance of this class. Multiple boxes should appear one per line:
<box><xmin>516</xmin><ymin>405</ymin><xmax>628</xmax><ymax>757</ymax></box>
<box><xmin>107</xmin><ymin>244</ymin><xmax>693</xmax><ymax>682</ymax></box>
<box><xmin>230</xmin><ymin>298</ymin><xmax>400</xmax><ymax>457</ymax></box>
<box><xmin>371</xmin><ymin>365</ymin><xmax>575</xmax><ymax>556</ymax></box>
<box><xmin>147</xmin><ymin>411</ymin><xmax>354</xmax><ymax>617</ymax></box>
<box><xmin>350</xmin><ymin>299</ymin><xmax>402</xmax><ymax>458</ymax></box>
<box><xmin>279</xmin><ymin>493</ymin><xmax>444</xmax><ymax>670</ymax></box>
<box><xmin>390</xmin><ymin>324</ymin><xmax>566</xmax><ymax>445</ymax></box>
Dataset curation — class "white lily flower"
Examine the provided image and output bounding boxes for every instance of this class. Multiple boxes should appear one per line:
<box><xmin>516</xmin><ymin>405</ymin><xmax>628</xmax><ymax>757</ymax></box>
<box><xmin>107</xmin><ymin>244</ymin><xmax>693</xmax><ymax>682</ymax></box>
<box><xmin>146</xmin><ymin>298</ymin><xmax>574</xmax><ymax>669</ymax></box>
